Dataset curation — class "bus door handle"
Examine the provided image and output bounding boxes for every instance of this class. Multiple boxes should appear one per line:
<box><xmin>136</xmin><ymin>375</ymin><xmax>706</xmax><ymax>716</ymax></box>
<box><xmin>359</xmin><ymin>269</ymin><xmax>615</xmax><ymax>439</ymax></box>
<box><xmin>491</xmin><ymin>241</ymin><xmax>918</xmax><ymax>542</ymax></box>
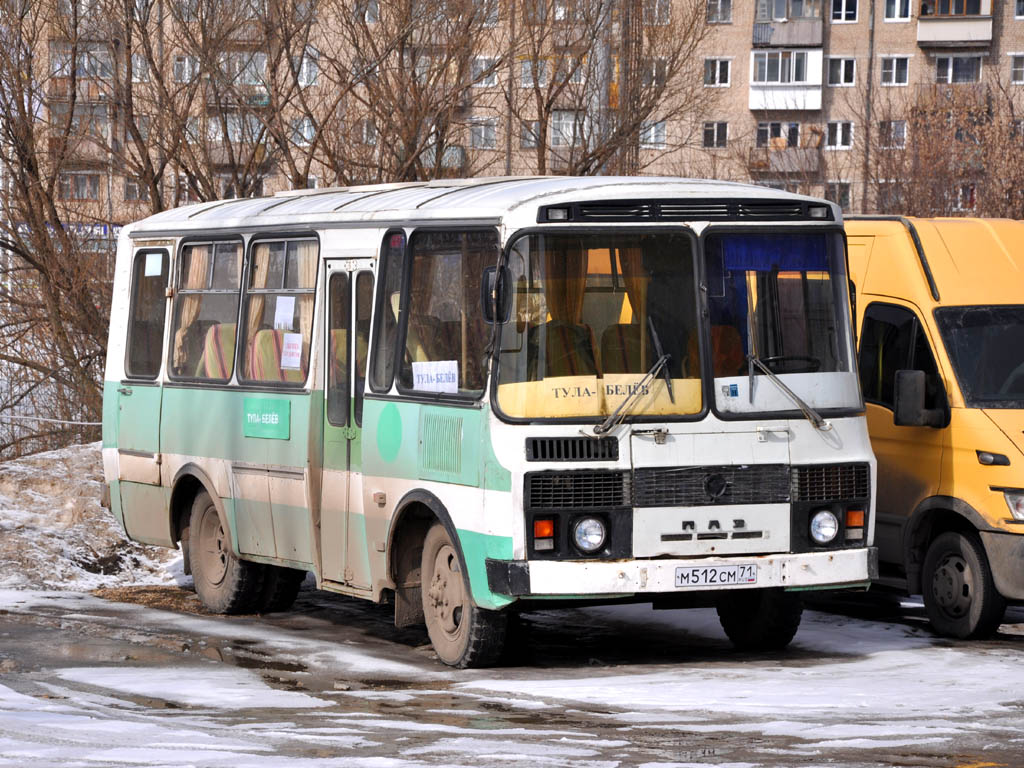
<box><xmin>756</xmin><ymin>426</ymin><xmax>791</xmax><ymax>442</ymax></box>
<box><xmin>118</xmin><ymin>386</ymin><xmax>133</xmax><ymax>396</ymax></box>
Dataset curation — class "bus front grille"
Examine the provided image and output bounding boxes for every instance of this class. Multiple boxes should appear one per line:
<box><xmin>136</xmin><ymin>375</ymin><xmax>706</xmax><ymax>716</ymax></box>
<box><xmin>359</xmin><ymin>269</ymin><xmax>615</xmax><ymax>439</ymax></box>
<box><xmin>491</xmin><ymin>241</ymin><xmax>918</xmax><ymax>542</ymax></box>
<box><xmin>525</xmin><ymin>470</ymin><xmax>630</xmax><ymax>509</ymax></box>
<box><xmin>633</xmin><ymin>464</ymin><xmax>791</xmax><ymax>507</ymax></box>
<box><xmin>525</xmin><ymin>436</ymin><xmax>619</xmax><ymax>462</ymax></box>
<box><xmin>792</xmin><ymin>463</ymin><xmax>870</xmax><ymax>502</ymax></box>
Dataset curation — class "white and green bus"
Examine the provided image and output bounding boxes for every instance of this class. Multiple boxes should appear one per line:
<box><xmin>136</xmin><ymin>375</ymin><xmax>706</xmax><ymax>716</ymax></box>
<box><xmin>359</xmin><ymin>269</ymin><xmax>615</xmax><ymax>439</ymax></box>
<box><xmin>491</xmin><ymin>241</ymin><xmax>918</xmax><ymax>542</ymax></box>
<box><xmin>103</xmin><ymin>176</ymin><xmax>877</xmax><ymax>667</ymax></box>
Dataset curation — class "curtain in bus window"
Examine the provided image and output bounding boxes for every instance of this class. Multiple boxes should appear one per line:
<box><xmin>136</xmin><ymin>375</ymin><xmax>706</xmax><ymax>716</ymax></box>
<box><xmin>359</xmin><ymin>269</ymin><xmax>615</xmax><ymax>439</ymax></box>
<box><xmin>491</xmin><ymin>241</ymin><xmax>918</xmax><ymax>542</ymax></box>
<box><xmin>174</xmin><ymin>245</ymin><xmax>209</xmax><ymax>369</ymax></box>
<box><xmin>296</xmin><ymin>240</ymin><xmax>317</xmax><ymax>357</ymax></box>
<box><xmin>247</xmin><ymin>243</ymin><xmax>272</xmax><ymax>344</ymax></box>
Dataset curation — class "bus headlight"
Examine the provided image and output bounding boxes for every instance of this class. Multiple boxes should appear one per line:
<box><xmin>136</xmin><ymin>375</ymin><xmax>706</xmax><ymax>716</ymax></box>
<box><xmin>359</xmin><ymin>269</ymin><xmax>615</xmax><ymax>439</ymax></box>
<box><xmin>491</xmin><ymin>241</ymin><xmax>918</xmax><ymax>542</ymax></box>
<box><xmin>810</xmin><ymin>510</ymin><xmax>839</xmax><ymax>544</ymax></box>
<box><xmin>572</xmin><ymin>517</ymin><xmax>607</xmax><ymax>554</ymax></box>
<box><xmin>1004</xmin><ymin>491</ymin><xmax>1024</xmax><ymax>521</ymax></box>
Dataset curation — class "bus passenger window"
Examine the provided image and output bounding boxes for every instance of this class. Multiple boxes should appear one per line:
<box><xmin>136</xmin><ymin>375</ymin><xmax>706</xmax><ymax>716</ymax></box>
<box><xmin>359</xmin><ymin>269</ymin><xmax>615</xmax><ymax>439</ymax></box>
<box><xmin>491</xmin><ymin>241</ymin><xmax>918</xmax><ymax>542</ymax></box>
<box><xmin>327</xmin><ymin>273</ymin><xmax>349</xmax><ymax>426</ymax></box>
<box><xmin>397</xmin><ymin>230</ymin><xmax>499</xmax><ymax>397</ymax></box>
<box><xmin>242</xmin><ymin>239</ymin><xmax>318</xmax><ymax>385</ymax></box>
<box><xmin>126</xmin><ymin>250</ymin><xmax>168</xmax><ymax>379</ymax></box>
<box><xmin>370</xmin><ymin>232</ymin><xmax>406</xmax><ymax>393</ymax></box>
<box><xmin>169</xmin><ymin>241</ymin><xmax>242</xmax><ymax>381</ymax></box>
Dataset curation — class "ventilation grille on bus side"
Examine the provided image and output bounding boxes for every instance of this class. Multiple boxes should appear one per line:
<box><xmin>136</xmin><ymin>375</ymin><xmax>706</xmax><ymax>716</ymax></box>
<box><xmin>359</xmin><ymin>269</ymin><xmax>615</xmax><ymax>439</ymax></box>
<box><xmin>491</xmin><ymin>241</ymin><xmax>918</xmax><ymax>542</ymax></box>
<box><xmin>633</xmin><ymin>464</ymin><xmax>791</xmax><ymax>507</ymax></box>
<box><xmin>551</xmin><ymin>198</ymin><xmax>831</xmax><ymax>223</ymax></box>
<box><xmin>420</xmin><ymin>413</ymin><xmax>463</xmax><ymax>476</ymax></box>
<box><xmin>526</xmin><ymin>436</ymin><xmax>619</xmax><ymax>462</ymax></box>
<box><xmin>525</xmin><ymin>470</ymin><xmax>630</xmax><ymax>509</ymax></box>
<box><xmin>792</xmin><ymin>463</ymin><xmax>870</xmax><ymax>502</ymax></box>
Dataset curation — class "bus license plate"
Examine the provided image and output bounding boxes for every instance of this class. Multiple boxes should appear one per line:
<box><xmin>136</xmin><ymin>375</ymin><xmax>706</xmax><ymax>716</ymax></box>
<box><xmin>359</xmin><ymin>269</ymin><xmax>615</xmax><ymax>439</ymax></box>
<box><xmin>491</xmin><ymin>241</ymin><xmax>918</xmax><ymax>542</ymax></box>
<box><xmin>675</xmin><ymin>563</ymin><xmax>757</xmax><ymax>588</ymax></box>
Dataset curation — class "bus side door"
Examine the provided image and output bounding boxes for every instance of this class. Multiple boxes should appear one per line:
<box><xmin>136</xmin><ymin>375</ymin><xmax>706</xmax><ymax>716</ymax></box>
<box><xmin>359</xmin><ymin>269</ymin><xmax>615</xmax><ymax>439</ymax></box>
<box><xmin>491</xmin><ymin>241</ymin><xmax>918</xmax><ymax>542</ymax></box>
<box><xmin>321</xmin><ymin>261</ymin><xmax>374</xmax><ymax>588</ymax></box>
<box><xmin>118</xmin><ymin>247</ymin><xmax>174</xmax><ymax>546</ymax></box>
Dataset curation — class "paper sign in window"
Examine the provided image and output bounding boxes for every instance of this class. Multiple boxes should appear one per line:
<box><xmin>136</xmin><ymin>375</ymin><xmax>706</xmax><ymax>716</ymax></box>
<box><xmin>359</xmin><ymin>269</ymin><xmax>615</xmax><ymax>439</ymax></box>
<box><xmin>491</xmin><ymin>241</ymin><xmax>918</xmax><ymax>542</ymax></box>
<box><xmin>412</xmin><ymin>360</ymin><xmax>458</xmax><ymax>393</ymax></box>
<box><xmin>281</xmin><ymin>332</ymin><xmax>303</xmax><ymax>370</ymax></box>
<box><xmin>144</xmin><ymin>252</ymin><xmax>163</xmax><ymax>277</ymax></box>
<box><xmin>274</xmin><ymin>296</ymin><xmax>295</xmax><ymax>330</ymax></box>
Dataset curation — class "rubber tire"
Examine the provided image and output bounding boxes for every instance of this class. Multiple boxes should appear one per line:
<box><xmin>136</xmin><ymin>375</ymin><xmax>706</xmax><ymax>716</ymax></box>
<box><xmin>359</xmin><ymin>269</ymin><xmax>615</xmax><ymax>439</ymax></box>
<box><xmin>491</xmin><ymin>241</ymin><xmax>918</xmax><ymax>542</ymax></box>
<box><xmin>190</xmin><ymin>491</ymin><xmax>265</xmax><ymax>614</ymax></box>
<box><xmin>420</xmin><ymin>522</ymin><xmax>507</xmax><ymax>668</ymax></box>
<box><xmin>259</xmin><ymin>566</ymin><xmax>306</xmax><ymax>613</ymax></box>
<box><xmin>922</xmin><ymin>531</ymin><xmax>1006</xmax><ymax>639</ymax></box>
<box><xmin>716</xmin><ymin>588</ymin><xmax>803</xmax><ymax>651</ymax></box>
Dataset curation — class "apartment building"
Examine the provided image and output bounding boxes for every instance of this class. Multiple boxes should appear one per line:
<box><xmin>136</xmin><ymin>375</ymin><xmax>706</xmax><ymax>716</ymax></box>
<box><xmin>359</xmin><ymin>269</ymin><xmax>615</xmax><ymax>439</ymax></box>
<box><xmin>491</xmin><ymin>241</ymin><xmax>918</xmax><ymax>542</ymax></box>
<box><xmin>19</xmin><ymin>0</ymin><xmax>1024</xmax><ymax>234</ymax></box>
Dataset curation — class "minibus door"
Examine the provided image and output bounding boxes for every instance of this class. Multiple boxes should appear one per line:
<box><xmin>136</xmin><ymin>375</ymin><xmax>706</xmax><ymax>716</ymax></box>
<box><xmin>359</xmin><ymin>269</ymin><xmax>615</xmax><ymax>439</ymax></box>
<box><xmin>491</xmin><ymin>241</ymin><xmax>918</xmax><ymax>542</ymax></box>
<box><xmin>116</xmin><ymin>247</ymin><xmax>173</xmax><ymax>546</ymax></box>
<box><xmin>320</xmin><ymin>262</ymin><xmax>374</xmax><ymax>588</ymax></box>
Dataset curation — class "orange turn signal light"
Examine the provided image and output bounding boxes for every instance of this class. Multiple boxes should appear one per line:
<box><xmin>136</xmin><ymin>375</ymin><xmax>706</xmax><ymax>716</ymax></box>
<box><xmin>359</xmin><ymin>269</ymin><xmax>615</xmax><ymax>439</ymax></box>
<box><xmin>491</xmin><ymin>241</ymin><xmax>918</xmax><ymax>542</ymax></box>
<box><xmin>846</xmin><ymin>509</ymin><xmax>865</xmax><ymax>528</ymax></box>
<box><xmin>534</xmin><ymin>519</ymin><xmax>554</xmax><ymax>538</ymax></box>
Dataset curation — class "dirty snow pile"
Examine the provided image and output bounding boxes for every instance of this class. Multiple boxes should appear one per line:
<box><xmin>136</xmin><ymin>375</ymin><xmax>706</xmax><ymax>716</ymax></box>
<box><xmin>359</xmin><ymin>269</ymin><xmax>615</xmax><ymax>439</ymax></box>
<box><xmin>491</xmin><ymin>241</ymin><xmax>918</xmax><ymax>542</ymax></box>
<box><xmin>0</xmin><ymin>443</ymin><xmax>177</xmax><ymax>590</ymax></box>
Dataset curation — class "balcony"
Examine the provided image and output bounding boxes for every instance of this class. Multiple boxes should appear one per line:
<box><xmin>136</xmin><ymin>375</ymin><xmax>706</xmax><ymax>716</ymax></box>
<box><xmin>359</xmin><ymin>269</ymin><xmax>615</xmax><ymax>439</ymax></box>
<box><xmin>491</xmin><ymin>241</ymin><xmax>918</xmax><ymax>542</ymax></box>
<box><xmin>748</xmin><ymin>146</ymin><xmax>821</xmax><ymax>176</ymax></box>
<box><xmin>753</xmin><ymin>19</ymin><xmax>823</xmax><ymax>48</ymax></box>
<box><xmin>917</xmin><ymin>15</ymin><xmax>992</xmax><ymax>47</ymax></box>
<box><xmin>749</xmin><ymin>84</ymin><xmax>822</xmax><ymax>111</ymax></box>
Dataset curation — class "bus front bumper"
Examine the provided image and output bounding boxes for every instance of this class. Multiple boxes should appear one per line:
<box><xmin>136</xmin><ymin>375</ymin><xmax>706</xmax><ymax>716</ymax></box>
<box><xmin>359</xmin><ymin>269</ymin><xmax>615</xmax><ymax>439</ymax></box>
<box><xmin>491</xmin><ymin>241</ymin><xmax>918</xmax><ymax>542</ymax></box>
<box><xmin>486</xmin><ymin>547</ymin><xmax>878</xmax><ymax>597</ymax></box>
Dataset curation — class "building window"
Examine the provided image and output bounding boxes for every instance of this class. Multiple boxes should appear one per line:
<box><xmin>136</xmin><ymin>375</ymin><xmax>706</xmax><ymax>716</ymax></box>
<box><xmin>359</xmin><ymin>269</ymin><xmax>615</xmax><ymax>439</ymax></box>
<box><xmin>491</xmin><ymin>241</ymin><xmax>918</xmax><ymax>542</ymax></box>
<box><xmin>935</xmin><ymin>55</ymin><xmax>981</xmax><ymax>84</ymax></box>
<box><xmin>707</xmin><ymin>0</ymin><xmax>731</xmax><ymax>22</ymax></box>
<box><xmin>825</xmin><ymin>182</ymin><xmax>851</xmax><ymax>211</ymax></box>
<box><xmin>131</xmin><ymin>53</ymin><xmax>149</xmax><ymax>83</ymax></box>
<box><xmin>641</xmin><ymin>58</ymin><xmax>668</xmax><ymax>87</ymax></box>
<box><xmin>921</xmin><ymin>0</ymin><xmax>982</xmax><ymax>16</ymax></box>
<box><xmin>470</xmin><ymin>118</ymin><xmax>498</xmax><ymax>149</ymax></box>
<box><xmin>1018</xmin><ymin>0</ymin><xmax>1024</xmax><ymax>17</ymax></box>
<box><xmin>521</xmin><ymin>59</ymin><xmax>547</xmax><ymax>87</ymax></box>
<box><xmin>753</xmin><ymin>51</ymin><xmax>808</xmax><ymax>84</ymax></box>
<box><xmin>475</xmin><ymin>0</ymin><xmax>499</xmax><ymax>26</ymax></box>
<box><xmin>356</xmin><ymin>0</ymin><xmax>379</xmax><ymax>22</ymax></box>
<box><xmin>885</xmin><ymin>0</ymin><xmax>910</xmax><ymax>18</ymax></box>
<box><xmin>640</xmin><ymin>120</ymin><xmax>667</xmax><ymax>149</ymax></box>
<box><xmin>51</xmin><ymin>103</ymin><xmax>109</xmax><ymax>140</ymax></box>
<box><xmin>219</xmin><ymin>51</ymin><xmax>266</xmax><ymax>86</ymax></box>
<box><xmin>703</xmin><ymin>121</ymin><xmax>727</xmax><ymax>148</ymax></box>
<box><xmin>826</xmin><ymin>121</ymin><xmax>854</xmax><ymax>148</ymax></box>
<box><xmin>881</xmin><ymin>56</ymin><xmax>909</xmax><ymax>85</ymax></box>
<box><xmin>357</xmin><ymin>118</ymin><xmax>377</xmax><ymax>145</ymax></box>
<box><xmin>173</xmin><ymin>55</ymin><xmax>200</xmax><ymax>83</ymax></box>
<box><xmin>472</xmin><ymin>57</ymin><xmax>498</xmax><ymax>87</ymax></box>
<box><xmin>757</xmin><ymin>121</ymin><xmax>800</xmax><ymax>147</ymax></box>
<box><xmin>879</xmin><ymin>119</ymin><xmax>906</xmax><ymax>148</ymax></box>
<box><xmin>644</xmin><ymin>0</ymin><xmax>671</xmax><ymax>24</ymax></box>
<box><xmin>294</xmin><ymin>47</ymin><xmax>319</xmax><ymax>87</ymax></box>
<box><xmin>704</xmin><ymin>58</ymin><xmax>730</xmax><ymax>86</ymax></box>
<box><xmin>828</xmin><ymin>57</ymin><xmax>856</xmax><ymax>86</ymax></box>
<box><xmin>832</xmin><ymin>0</ymin><xmax>857</xmax><ymax>21</ymax></box>
<box><xmin>58</xmin><ymin>172</ymin><xmax>101</xmax><ymax>200</ymax></box>
<box><xmin>552</xmin><ymin>110</ymin><xmax>584</xmax><ymax>147</ymax></box>
<box><xmin>1012</xmin><ymin>55</ymin><xmax>1024</xmax><ymax>84</ymax></box>
<box><xmin>292</xmin><ymin>117</ymin><xmax>315</xmax><ymax>146</ymax></box>
<box><xmin>124</xmin><ymin>177</ymin><xmax>149</xmax><ymax>202</ymax></box>
<box><xmin>521</xmin><ymin>120</ymin><xmax>540</xmax><ymax>148</ymax></box>
<box><xmin>176</xmin><ymin>0</ymin><xmax>198</xmax><ymax>20</ymax></box>
<box><xmin>953</xmin><ymin>183</ymin><xmax>976</xmax><ymax>210</ymax></box>
<box><xmin>756</xmin><ymin>0</ymin><xmax>786</xmax><ymax>20</ymax></box>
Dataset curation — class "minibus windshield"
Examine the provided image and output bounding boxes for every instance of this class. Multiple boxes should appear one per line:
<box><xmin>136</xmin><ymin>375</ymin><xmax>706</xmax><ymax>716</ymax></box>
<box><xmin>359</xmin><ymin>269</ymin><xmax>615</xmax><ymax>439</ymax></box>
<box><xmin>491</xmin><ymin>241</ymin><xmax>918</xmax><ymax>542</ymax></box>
<box><xmin>936</xmin><ymin>305</ymin><xmax>1024</xmax><ymax>408</ymax></box>
<box><xmin>495</xmin><ymin>231</ymin><xmax>702</xmax><ymax>420</ymax></box>
<box><xmin>703</xmin><ymin>231</ymin><xmax>860</xmax><ymax>415</ymax></box>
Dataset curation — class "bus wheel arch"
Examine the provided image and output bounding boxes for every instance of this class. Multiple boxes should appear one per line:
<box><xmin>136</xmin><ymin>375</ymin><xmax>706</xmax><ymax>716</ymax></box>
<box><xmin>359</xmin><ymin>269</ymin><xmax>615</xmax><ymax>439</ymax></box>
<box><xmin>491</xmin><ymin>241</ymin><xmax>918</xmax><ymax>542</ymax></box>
<box><xmin>170</xmin><ymin>464</ymin><xmax>230</xmax><ymax>576</ymax></box>
<box><xmin>905</xmin><ymin>498</ymin><xmax>989</xmax><ymax>594</ymax></box>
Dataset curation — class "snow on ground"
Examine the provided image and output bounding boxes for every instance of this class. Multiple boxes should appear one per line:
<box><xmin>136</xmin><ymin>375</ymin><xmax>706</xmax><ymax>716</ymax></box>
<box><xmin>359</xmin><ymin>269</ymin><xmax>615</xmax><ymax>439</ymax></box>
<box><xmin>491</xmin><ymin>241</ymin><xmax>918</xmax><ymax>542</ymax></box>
<box><xmin>0</xmin><ymin>442</ymin><xmax>178</xmax><ymax>591</ymax></box>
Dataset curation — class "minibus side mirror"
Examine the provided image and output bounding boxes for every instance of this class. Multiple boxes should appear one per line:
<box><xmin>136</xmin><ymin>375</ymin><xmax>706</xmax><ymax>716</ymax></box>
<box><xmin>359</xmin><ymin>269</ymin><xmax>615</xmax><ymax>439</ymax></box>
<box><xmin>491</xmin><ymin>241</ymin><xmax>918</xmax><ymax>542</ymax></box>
<box><xmin>481</xmin><ymin>266</ymin><xmax>511</xmax><ymax>324</ymax></box>
<box><xmin>894</xmin><ymin>369</ymin><xmax>945</xmax><ymax>428</ymax></box>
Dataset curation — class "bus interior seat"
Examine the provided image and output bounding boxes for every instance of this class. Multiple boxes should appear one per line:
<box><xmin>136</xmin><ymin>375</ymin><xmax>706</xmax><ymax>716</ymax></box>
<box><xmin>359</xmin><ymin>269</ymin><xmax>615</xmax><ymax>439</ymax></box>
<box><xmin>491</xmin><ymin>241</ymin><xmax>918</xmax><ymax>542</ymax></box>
<box><xmin>248</xmin><ymin>328</ymin><xmax>305</xmax><ymax>383</ymax></box>
<box><xmin>194</xmin><ymin>323</ymin><xmax>236</xmax><ymax>379</ymax></box>
<box><xmin>529</xmin><ymin>321</ymin><xmax>598</xmax><ymax>378</ymax></box>
<box><xmin>601</xmin><ymin>323</ymin><xmax>641</xmax><ymax>374</ymax></box>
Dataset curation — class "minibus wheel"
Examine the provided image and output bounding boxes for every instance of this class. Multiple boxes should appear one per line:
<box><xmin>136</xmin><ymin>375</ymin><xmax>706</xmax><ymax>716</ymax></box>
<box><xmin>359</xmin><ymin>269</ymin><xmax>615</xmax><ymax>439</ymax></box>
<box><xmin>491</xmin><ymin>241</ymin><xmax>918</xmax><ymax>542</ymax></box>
<box><xmin>190</xmin><ymin>491</ymin><xmax>265</xmax><ymax>614</ymax></box>
<box><xmin>259</xmin><ymin>567</ymin><xmax>306</xmax><ymax>613</ymax></box>
<box><xmin>922</xmin><ymin>531</ymin><xmax>1005</xmax><ymax>639</ymax></box>
<box><xmin>420</xmin><ymin>522</ymin><xmax>507</xmax><ymax>668</ymax></box>
<box><xmin>716</xmin><ymin>588</ymin><xmax>803</xmax><ymax>651</ymax></box>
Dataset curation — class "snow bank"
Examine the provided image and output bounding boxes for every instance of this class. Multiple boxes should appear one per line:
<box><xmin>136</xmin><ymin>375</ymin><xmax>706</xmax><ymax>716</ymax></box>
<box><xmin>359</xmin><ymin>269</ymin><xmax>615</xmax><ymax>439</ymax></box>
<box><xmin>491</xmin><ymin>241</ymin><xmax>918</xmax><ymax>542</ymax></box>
<box><xmin>0</xmin><ymin>442</ymin><xmax>177</xmax><ymax>590</ymax></box>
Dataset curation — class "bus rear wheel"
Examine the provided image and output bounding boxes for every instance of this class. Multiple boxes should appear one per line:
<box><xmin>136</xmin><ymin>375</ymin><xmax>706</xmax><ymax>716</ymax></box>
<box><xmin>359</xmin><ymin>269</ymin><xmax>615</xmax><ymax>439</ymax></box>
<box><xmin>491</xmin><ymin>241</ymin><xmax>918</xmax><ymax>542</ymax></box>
<box><xmin>716</xmin><ymin>588</ymin><xmax>803</xmax><ymax>651</ymax></box>
<box><xmin>922</xmin><ymin>531</ymin><xmax>1005</xmax><ymax>639</ymax></box>
<box><xmin>190</xmin><ymin>491</ymin><xmax>264</xmax><ymax>614</ymax></box>
<box><xmin>420</xmin><ymin>522</ymin><xmax>506</xmax><ymax>668</ymax></box>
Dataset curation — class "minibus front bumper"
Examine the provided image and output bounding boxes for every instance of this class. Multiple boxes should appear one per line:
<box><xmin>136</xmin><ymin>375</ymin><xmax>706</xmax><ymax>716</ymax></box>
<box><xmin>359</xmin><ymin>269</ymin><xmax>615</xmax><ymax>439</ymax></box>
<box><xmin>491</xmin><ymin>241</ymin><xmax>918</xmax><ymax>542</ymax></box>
<box><xmin>486</xmin><ymin>547</ymin><xmax>878</xmax><ymax>597</ymax></box>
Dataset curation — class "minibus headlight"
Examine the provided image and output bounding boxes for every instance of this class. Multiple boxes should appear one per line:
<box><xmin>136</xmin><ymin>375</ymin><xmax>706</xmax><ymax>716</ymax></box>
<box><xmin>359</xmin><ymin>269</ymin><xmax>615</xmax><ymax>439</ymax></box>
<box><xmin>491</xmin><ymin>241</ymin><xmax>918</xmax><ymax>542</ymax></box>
<box><xmin>1003</xmin><ymin>491</ymin><xmax>1024</xmax><ymax>521</ymax></box>
<box><xmin>572</xmin><ymin>517</ymin><xmax>607</xmax><ymax>554</ymax></box>
<box><xmin>809</xmin><ymin>510</ymin><xmax>839</xmax><ymax>544</ymax></box>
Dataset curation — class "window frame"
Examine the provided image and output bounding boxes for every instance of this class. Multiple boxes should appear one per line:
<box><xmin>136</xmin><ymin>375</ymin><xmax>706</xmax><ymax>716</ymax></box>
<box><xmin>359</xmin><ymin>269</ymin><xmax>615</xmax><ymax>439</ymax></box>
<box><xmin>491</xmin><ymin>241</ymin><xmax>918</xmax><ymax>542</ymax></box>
<box><xmin>703</xmin><ymin>120</ymin><xmax>728</xmax><ymax>148</ymax></box>
<box><xmin>826</xmin><ymin>120</ymin><xmax>854</xmax><ymax>149</ymax></box>
<box><xmin>706</xmin><ymin>0</ymin><xmax>732</xmax><ymax>22</ymax></box>
<box><xmin>1011</xmin><ymin>54</ymin><xmax>1024</xmax><ymax>84</ymax></box>
<box><xmin>935</xmin><ymin>54</ymin><xmax>982</xmax><ymax>84</ymax></box>
<box><xmin>878</xmin><ymin>119</ymin><xmax>907</xmax><ymax>149</ymax></box>
<box><xmin>880</xmin><ymin>55</ymin><xmax>910</xmax><ymax>85</ymax></box>
<box><xmin>752</xmin><ymin>50</ymin><xmax>809</xmax><ymax>84</ymax></box>
<box><xmin>640</xmin><ymin>119</ymin><xmax>667</xmax><ymax>149</ymax></box>
<box><xmin>124</xmin><ymin>248</ymin><xmax>170</xmax><ymax>381</ymax></box>
<box><xmin>470</xmin><ymin>117</ymin><xmax>499</xmax><ymax>149</ymax></box>
<box><xmin>827</xmin><ymin>57</ymin><xmax>856</xmax><ymax>86</ymax></box>
<box><xmin>704</xmin><ymin>58</ymin><xmax>731</xmax><ymax>87</ymax></box>
<box><xmin>884</xmin><ymin>0</ymin><xmax>910</xmax><ymax>18</ymax></box>
<box><xmin>326</xmin><ymin>271</ymin><xmax>351</xmax><ymax>427</ymax></box>
<box><xmin>831</xmin><ymin>0</ymin><xmax>857</xmax><ymax>22</ymax></box>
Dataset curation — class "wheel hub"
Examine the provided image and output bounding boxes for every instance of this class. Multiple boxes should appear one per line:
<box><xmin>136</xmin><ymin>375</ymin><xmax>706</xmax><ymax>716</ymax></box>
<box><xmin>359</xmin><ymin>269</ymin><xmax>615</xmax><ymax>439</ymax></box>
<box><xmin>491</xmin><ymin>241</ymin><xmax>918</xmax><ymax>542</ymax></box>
<box><xmin>427</xmin><ymin>544</ymin><xmax>463</xmax><ymax>637</ymax></box>
<box><xmin>932</xmin><ymin>554</ymin><xmax>973</xmax><ymax>618</ymax></box>
<box><xmin>199</xmin><ymin>509</ymin><xmax>229</xmax><ymax>586</ymax></box>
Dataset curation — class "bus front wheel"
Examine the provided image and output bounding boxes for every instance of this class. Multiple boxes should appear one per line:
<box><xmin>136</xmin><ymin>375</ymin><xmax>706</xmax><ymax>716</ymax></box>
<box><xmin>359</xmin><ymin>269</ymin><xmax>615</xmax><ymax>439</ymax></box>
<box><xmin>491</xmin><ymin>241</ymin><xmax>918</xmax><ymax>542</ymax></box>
<box><xmin>420</xmin><ymin>522</ymin><xmax>506</xmax><ymax>668</ymax></box>
<box><xmin>716</xmin><ymin>588</ymin><xmax>803</xmax><ymax>651</ymax></box>
<box><xmin>922</xmin><ymin>531</ymin><xmax>1005</xmax><ymax>639</ymax></box>
<box><xmin>190</xmin><ymin>491</ymin><xmax>265</xmax><ymax>614</ymax></box>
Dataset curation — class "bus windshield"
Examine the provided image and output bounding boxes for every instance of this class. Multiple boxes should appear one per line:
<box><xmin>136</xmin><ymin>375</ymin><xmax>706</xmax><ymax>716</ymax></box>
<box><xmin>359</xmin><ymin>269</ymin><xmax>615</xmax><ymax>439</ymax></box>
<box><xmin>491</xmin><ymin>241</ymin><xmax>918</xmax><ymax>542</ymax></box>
<box><xmin>935</xmin><ymin>305</ymin><xmax>1024</xmax><ymax>408</ymax></box>
<box><xmin>495</xmin><ymin>231</ymin><xmax>702</xmax><ymax>420</ymax></box>
<box><xmin>704</xmin><ymin>231</ymin><xmax>859</xmax><ymax>415</ymax></box>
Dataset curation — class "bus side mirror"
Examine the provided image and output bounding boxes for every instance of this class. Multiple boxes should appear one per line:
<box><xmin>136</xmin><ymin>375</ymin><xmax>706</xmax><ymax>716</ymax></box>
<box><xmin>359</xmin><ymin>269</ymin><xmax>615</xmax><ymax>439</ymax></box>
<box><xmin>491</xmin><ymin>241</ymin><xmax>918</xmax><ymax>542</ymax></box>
<box><xmin>481</xmin><ymin>266</ymin><xmax>511</xmax><ymax>324</ymax></box>
<box><xmin>894</xmin><ymin>369</ymin><xmax>944</xmax><ymax>428</ymax></box>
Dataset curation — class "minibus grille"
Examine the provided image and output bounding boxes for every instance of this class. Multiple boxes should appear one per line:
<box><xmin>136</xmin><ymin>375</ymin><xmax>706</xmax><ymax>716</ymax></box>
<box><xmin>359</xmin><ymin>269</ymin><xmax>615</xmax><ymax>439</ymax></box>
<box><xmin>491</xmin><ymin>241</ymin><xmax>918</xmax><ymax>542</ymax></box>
<box><xmin>525</xmin><ymin>436</ymin><xmax>619</xmax><ymax>462</ymax></box>
<box><xmin>633</xmin><ymin>464</ymin><xmax>791</xmax><ymax>507</ymax></box>
<box><xmin>525</xmin><ymin>470</ymin><xmax>630</xmax><ymax>509</ymax></box>
<box><xmin>792</xmin><ymin>463</ymin><xmax>870</xmax><ymax>502</ymax></box>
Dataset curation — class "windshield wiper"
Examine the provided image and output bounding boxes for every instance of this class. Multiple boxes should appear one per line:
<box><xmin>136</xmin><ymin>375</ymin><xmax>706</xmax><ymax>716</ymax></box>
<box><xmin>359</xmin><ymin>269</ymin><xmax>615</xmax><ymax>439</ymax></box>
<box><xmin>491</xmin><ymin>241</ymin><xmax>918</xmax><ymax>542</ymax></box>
<box><xmin>647</xmin><ymin>317</ymin><xmax>675</xmax><ymax>405</ymax></box>
<box><xmin>747</xmin><ymin>355</ymin><xmax>832</xmax><ymax>432</ymax></box>
<box><xmin>593</xmin><ymin>352</ymin><xmax>671</xmax><ymax>435</ymax></box>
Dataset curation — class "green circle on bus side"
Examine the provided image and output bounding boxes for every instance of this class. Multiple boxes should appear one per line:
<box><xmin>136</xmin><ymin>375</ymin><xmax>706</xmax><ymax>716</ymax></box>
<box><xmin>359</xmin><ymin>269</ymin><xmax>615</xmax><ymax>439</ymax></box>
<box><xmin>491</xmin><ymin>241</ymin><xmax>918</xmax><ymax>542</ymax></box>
<box><xmin>377</xmin><ymin>403</ymin><xmax>402</xmax><ymax>463</ymax></box>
